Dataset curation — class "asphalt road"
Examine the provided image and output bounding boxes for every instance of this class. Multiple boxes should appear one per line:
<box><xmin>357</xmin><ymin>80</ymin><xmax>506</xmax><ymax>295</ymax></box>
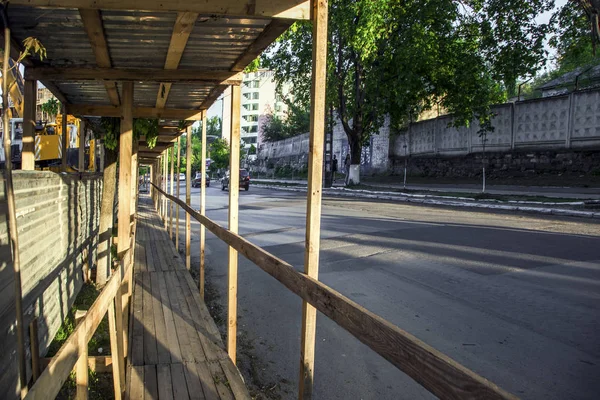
<box><xmin>170</xmin><ymin>182</ymin><xmax>600</xmax><ymax>400</ymax></box>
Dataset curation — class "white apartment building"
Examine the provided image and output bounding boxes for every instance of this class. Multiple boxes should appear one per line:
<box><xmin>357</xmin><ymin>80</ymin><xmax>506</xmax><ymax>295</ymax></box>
<box><xmin>219</xmin><ymin>69</ymin><xmax>289</xmax><ymax>153</ymax></box>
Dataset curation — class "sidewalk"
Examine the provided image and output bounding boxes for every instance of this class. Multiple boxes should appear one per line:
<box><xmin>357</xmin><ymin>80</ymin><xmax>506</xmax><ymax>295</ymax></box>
<box><xmin>252</xmin><ymin>178</ymin><xmax>600</xmax><ymax>219</ymax></box>
<box><xmin>253</xmin><ymin>178</ymin><xmax>600</xmax><ymax>200</ymax></box>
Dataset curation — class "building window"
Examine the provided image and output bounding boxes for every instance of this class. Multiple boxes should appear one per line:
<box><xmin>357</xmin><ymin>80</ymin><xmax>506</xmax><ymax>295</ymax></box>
<box><xmin>242</xmin><ymin>125</ymin><xmax>258</xmax><ymax>134</ymax></box>
<box><xmin>252</xmin><ymin>92</ymin><xmax>259</xmax><ymax>100</ymax></box>
<box><xmin>243</xmin><ymin>114</ymin><xmax>258</xmax><ymax>123</ymax></box>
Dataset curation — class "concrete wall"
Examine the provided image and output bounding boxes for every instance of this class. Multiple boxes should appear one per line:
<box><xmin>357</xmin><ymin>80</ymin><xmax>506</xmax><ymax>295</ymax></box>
<box><xmin>393</xmin><ymin>88</ymin><xmax>600</xmax><ymax>158</ymax></box>
<box><xmin>256</xmin><ymin>116</ymin><xmax>390</xmax><ymax>174</ymax></box>
<box><xmin>0</xmin><ymin>171</ymin><xmax>102</xmax><ymax>399</ymax></box>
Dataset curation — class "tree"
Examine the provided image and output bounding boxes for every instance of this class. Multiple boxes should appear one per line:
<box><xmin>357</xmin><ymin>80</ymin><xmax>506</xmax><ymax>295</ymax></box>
<box><xmin>40</xmin><ymin>98</ymin><xmax>59</xmax><ymax>122</ymax></box>
<box><xmin>263</xmin><ymin>0</ymin><xmax>553</xmax><ymax>184</ymax></box>
<box><xmin>262</xmin><ymin>113</ymin><xmax>288</xmax><ymax>142</ymax></box>
<box><xmin>209</xmin><ymin>138</ymin><xmax>230</xmax><ymax>170</ymax></box>
<box><xmin>206</xmin><ymin>116</ymin><xmax>222</xmax><ymax>138</ymax></box>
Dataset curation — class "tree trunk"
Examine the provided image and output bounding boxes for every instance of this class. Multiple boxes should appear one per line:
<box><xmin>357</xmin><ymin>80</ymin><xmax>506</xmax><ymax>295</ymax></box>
<box><xmin>96</xmin><ymin>147</ymin><xmax>118</xmax><ymax>286</ymax></box>
<box><xmin>346</xmin><ymin>133</ymin><xmax>362</xmax><ymax>185</ymax></box>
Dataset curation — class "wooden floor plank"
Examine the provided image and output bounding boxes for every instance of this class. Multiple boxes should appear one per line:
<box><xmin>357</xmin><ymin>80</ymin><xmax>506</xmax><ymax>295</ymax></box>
<box><xmin>183</xmin><ymin>362</ymin><xmax>206</xmax><ymax>400</ymax></box>
<box><xmin>143</xmin><ymin>364</ymin><xmax>158</xmax><ymax>400</ymax></box>
<box><xmin>158</xmin><ymin>270</ymin><xmax>183</xmax><ymax>364</ymax></box>
<box><xmin>173</xmin><ymin>271</ymin><xmax>208</xmax><ymax>363</ymax></box>
<box><xmin>165</xmin><ymin>271</ymin><xmax>194</xmax><ymax>362</ymax></box>
<box><xmin>131</xmin><ymin>273</ymin><xmax>144</xmax><ymax>366</ymax></box>
<box><xmin>207</xmin><ymin>361</ymin><xmax>234</xmax><ymax>400</ymax></box>
<box><xmin>142</xmin><ymin>272</ymin><xmax>158</xmax><ymax>365</ymax></box>
<box><xmin>171</xmin><ymin>363</ymin><xmax>191</xmax><ymax>400</ymax></box>
<box><xmin>126</xmin><ymin>197</ymin><xmax>250</xmax><ymax>400</ymax></box>
<box><xmin>129</xmin><ymin>365</ymin><xmax>144</xmax><ymax>400</ymax></box>
<box><xmin>151</xmin><ymin>272</ymin><xmax>170</xmax><ymax>364</ymax></box>
<box><xmin>218</xmin><ymin>360</ymin><xmax>251</xmax><ymax>400</ymax></box>
<box><xmin>145</xmin><ymin>240</ymin><xmax>156</xmax><ymax>272</ymax></box>
<box><xmin>157</xmin><ymin>364</ymin><xmax>174</xmax><ymax>400</ymax></box>
<box><xmin>195</xmin><ymin>361</ymin><xmax>220</xmax><ymax>400</ymax></box>
<box><xmin>176</xmin><ymin>270</ymin><xmax>224</xmax><ymax>362</ymax></box>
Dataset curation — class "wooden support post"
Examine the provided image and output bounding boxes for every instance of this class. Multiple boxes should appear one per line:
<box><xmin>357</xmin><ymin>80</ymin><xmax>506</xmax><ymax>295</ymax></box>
<box><xmin>228</xmin><ymin>84</ymin><xmax>241</xmax><ymax>364</ymax></box>
<box><xmin>163</xmin><ymin>152</ymin><xmax>167</xmax><ymax>222</ymax></box>
<box><xmin>29</xmin><ymin>318</ymin><xmax>41</xmax><ymax>382</ymax></box>
<box><xmin>21</xmin><ymin>78</ymin><xmax>37</xmax><ymax>170</ymax></box>
<box><xmin>299</xmin><ymin>1</ymin><xmax>328</xmax><ymax>398</ymax></box>
<box><xmin>61</xmin><ymin>106</ymin><xmax>68</xmax><ymax>172</ymax></box>
<box><xmin>78</xmin><ymin>120</ymin><xmax>86</xmax><ymax>173</ymax></box>
<box><xmin>185</xmin><ymin>125</ymin><xmax>192</xmax><ymax>270</ymax></box>
<box><xmin>199</xmin><ymin>111</ymin><xmax>207</xmax><ymax>298</ymax></box>
<box><xmin>176</xmin><ymin>136</ymin><xmax>181</xmax><ymax>249</ymax></box>
<box><xmin>118</xmin><ymin>82</ymin><xmax>133</xmax><ymax>254</ymax></box>
<box><xmin>108</xmin><ymin>293</ymin><xmax>125</xmax><ymax>399</ymax></box>
<box><xmin>131</xmin><ymin>139</ymin><xmax>138</xmax><ymax>224</ymax></box>
<box><xmin>3</xmin><ymin>27</ymin><xmax>28</xmax><ymax>399</ymax></box>
<box><xmin>76</xmin><ymin>324</ymin><xmax>88</xmax><ymax>400</ymax></box>
<box><xmin>169</xmin><ymin>146</ymin><xmax>175</xmax><ymax>239</ymax></box>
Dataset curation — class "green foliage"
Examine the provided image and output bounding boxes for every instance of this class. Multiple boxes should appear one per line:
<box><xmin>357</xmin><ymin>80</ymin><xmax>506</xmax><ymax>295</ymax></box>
<box><xmin>209</xmin><ymin>138</ymin><xmax>230</xmax><ymax>170</ymax></box>
<box><xmin>47</xmin><ymin>283</ymin><xmax>111</xmax><ymax>358</ymax></box>
<box><xmin>244</xmin><ymin>57</ymin><xmax>261</xmax><ymax>73</ymax></box>
<box><xmin>262</xmin><ymin>102</ymin><xmax>310</xmax><ymax>142</ymax></box>
<box><xmin>206</xmin><ymin>116</ymin><xmax>222</xmax><ymax>138</ymax></box>
<box><xmin>133</xmin><ymin>118</ymin><xmax>159</xmax><ymax>148</ymax></box>
<box><xmin>40</xmin><ymin>98</ymin><xmax>60</xmax><ymax>121</ymax></box>
<box><xmin>100</xmin><ymin>117</ymin><xmax>120</xmax><ymax>151</ymax></box>
<box><xmin>262</xmin><ymin>0</ymin><xmax>553</xmax><ymax>165</ymax></box>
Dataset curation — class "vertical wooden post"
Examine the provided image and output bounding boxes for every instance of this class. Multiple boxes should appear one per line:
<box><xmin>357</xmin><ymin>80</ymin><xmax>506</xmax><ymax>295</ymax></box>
<box><xmin>21</xmin><ymin>78</ymin><xmax>37</xmax><ymax>170</ymax></box>
<box><xmin>131</xmin><ymin>139</ymin><xmax>138</xmax><ymax>224</ymax></box>
<box><xmin>2</xmin><ymin>27</ymin><xmax>27</xmax><ymax>398</ymax></box>
<box><xmin>169</xmin><ymin>146</ymin><xmax>175</xmax><ymax>239</ymax></box>
<box><xmin>199</xmin><ymin>111</ymin><xmax>207</xmax><ymax>298</ymax></box>
<box><xmin>29</xmin><ymin>319</ymin><xmax>41</xmax><ymax>382</ymax></box>
<box><xmin>176</xmin><ymin>136</ymin><xmax>181</xmax><ymax>250</ymax></box>
<box><xmin>61</xmin><ymin>106</ymin><xmax>68</xmax><ymax>172</ymax></box>
<box><xmin>227</xmin><ymin>84</ymin><xmax>241</xmax><ymax>364</ymax></box>
<box><xmin>118</xmin><ymin>82</ymin><xmax>133</xmax><ymax>254</ymax></box>
<box><xmin>78</xmin><ymin>120</ymin><xmax>86</xmax><ymax>173</ymax></box>
<box><xmin>299</xmin><ymin>1</ymin><xmax>328</xmax><ymax>398</ymax></box>
<box><xmin>108</xmin><ymin>293</ymin><xmax>125</xmax><ymax>399</ymax></box>
<box><xmin>164</xmin><ymin>151</ymin><xmax>168</xmax><ymax>226</ymax></box>
<box><xmin>76</xmin><ymin>328</ymin><xmax>88</xmax><ymax>400</ymax></box>
<box><xmin>185</xmin><ymin>125</ymin><xmax>192</xmax><ymax>270</ymax></box>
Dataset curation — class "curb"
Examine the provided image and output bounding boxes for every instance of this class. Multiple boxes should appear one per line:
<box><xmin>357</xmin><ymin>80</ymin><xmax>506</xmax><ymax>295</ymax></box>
<box><xmin>256</xmin><ymin>183</ymin><xmax>600</xmax><ymax>220</ymax></box>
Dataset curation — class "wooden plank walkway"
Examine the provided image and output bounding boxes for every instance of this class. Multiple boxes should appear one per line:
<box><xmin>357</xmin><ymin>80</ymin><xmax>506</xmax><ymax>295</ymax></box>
<box><xmin>127</xmin><ymin>196</ymin><xmax>250</xmax><ymax>400</ymax></box>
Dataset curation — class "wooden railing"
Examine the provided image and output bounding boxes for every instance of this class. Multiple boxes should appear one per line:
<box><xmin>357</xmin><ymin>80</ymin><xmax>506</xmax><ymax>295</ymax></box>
<box><xmin>151</xmin><ymin>183</ymin><xmax>518</xmax><ymax>400</ymax></box>
<box><xmin>24</xmin><ymin>241</ymin><xmax>134</xmax><ymax>400</ymax></box>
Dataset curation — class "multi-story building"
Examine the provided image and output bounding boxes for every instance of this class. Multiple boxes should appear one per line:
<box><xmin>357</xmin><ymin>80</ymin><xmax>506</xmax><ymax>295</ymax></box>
<box><xmin>219</xmin><ymin>69</ymin><xmax>289</xmax><ymax>153</ymax></box>
<box><xmin>36</xmin><ymin>86</ymin><xmax>58</xmax><ymax>122</ymax></box>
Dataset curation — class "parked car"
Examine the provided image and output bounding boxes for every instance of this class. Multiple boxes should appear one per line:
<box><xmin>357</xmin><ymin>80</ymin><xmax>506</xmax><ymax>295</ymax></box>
<box><xmin>221</xmin><ymin>169</ymin><xmax>250</xmax><ymax>191</ymax></box>
<box><xmin>179</xmin><ymin>173</ymin><xmax>186</xmax><ymax>181</ymax></box>
<box><xmin>192</xmin><ymin>172</ymin><xmax>210</xmax><ymax>188</ymax></box>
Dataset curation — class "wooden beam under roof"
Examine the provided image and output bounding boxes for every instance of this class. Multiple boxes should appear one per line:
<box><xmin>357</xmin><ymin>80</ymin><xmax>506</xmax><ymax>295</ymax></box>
<box><xmin>66</xmin><ymin>104</ymin><xmax>204</xmax><ymax>120</ymax></box>
<box><xmin>79</xmin><ymin>9</ymin><xmax>120</xmax><ymax>106</ymax></box>
<box><xmin>25</xmin><ymin>67</ymin><xmax>243</xmax><ymax>84</ymax></box>
<box><xmin>10</xmin><ymin>0</ymin><xmax>310</xmax><ymax>20</ymax></box>
<box><xmin>156</xmin><ymin>12</ymin><xmax>199</xmax><ymax>109</ymax></box>
<box><xmin>231</xmin><ymin>20</ymin><xmax>293</xmax><ymax>71</ymax></box>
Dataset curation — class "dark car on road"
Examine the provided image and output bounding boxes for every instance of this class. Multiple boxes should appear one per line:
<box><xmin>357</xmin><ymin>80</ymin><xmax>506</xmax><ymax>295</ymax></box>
<box><xmin>192</xmin><ymin>172</ymin><xmax>210</xmax><ymax>188</ymax></box>
<box><xmin>221</xmin><ymin>169</ymin><xmax>250</xmax><ymax>191</ymax></box>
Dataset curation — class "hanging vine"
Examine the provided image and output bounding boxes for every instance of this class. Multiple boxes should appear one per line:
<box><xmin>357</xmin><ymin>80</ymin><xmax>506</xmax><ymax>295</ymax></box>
<box><xmin>134</xmin><ymin>118</ymin><xmax>159</xmax><ymax>148</ymax></box>
<box><xmin>100</xmin><ymin>117</ymin><xmax>120</xmax><ymax>151</ymax></box>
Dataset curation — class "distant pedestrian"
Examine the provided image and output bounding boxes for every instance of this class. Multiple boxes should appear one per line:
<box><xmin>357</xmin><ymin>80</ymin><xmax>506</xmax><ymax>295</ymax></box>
<box><xmin>344</xmin><ymin>154</ymin><xmax>351</xmax><ymax>185</ymax></box>
<box><xmin>332</xmin><ymin>155</ymin><xmax>338</xmax><ymax>182</ymax></box>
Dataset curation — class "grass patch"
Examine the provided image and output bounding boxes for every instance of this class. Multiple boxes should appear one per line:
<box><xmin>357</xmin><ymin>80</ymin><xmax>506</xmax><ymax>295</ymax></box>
<box><xmin>46</xmin><ymin>282</ymin><xmax>111</xmax><ymax>357</ymax></box>
<box><xmin>56</xmin><ymin>371</ymin><xmax>114</xmax><ymax>400</ymax></box>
